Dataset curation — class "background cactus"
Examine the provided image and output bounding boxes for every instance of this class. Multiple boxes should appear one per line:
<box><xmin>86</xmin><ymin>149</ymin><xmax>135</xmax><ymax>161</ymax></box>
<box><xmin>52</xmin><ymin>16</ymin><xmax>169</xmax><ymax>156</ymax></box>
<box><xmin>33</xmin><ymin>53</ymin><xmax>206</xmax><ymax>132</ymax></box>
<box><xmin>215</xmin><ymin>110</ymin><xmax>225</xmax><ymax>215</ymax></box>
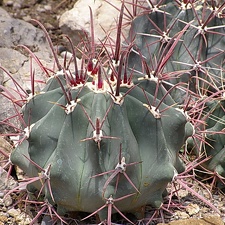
<box><xmin>126</xmin><ymin>0</ymin><xmax>225</xmax><ymax>186</ymax></box>
<box><xmin>194</xmin><ymin>99</ymin><xmax>225</xmax><ymax>182</ymax></box>
<box><xmin>1</xmin><ymin>0</ymin><xmax>225</xmax><ymax>224</ymax></box>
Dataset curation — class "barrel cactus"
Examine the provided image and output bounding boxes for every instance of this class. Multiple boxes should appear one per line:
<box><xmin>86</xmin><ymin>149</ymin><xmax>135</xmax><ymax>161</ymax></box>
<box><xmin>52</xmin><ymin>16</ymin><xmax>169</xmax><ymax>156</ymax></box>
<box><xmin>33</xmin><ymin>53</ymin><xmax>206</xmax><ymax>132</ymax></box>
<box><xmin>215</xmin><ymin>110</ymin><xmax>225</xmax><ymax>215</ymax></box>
<box><xmin>197</xmin><ymin>99</ymin><xmax>225</xmax><ymax>181</ymax></box>
<box><xmin>10</xmin><ymin>60</ymin><xmax>193</xmax><ymax>220</ymax></box>
<box><xmin>126</xmin><ymin>0</ymin><xmax>225</xmax><ymax>186</ymax></box>
<box><xmin>1</xmin><ymin>0</ymin><xmax>225</xmax><ymax>224</ymax></box>
<box><xmin>8</xmin><ymin>18</ymin><xmax>194</xmax><ymax>225</ymax></box>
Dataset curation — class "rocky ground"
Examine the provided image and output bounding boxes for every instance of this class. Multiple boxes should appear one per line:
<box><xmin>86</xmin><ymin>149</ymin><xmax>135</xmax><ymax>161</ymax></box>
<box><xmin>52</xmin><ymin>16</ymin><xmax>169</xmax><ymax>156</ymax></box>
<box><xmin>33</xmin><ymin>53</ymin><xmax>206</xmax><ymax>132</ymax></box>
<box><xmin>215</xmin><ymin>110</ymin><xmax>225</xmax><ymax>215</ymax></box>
<box><xmin>0</xmin><ymin>0</ymin><xmax>225</xmax><ymax>224</ymax></box>
<box><xmin>1</xmin><ymin>0</ymin><xmax>74</xmax><ymax>45</ymax></box>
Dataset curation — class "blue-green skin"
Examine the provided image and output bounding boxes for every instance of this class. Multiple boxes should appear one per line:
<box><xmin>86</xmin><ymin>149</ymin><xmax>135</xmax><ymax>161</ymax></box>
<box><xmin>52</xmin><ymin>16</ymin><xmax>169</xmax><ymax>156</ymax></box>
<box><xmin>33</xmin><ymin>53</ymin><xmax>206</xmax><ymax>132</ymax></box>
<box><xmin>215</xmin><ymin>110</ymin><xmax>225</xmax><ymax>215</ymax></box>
<box><xmin>201</xmin><ymin>100</ymin><xmax>225</xmax><ymax>178</ymax></box>
<box><xmin>127</xmin><ymin>2</ymin><xmax>225</xmax><ymax>103</ymax></box>
<box><xmin>11</xmin><ymin>0</ymin><xmax>219</xmax><ymax>220</ymax></box>
<box><xmin>11</xmin><ymin>72</ymin><xmax>193</xmax><ymax>219</ymax></box>
<box><xmin>7</xmin><ymin>0</ymin><xmax>225</xmax><ymax>221</ymax></box>
<box><xmin>126</xmin><ymin>1</ymin><xmax>225</xmax><ymax>185</ymax></box>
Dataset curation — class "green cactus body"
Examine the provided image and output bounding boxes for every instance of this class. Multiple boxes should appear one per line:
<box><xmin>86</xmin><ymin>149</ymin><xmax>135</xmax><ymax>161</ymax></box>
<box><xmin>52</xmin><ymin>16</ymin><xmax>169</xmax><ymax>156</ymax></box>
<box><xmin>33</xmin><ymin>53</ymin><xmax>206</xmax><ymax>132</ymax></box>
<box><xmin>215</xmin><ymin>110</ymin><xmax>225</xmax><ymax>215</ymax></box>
<box><xmin>10</xmin><ymin>67</ymin><xmax>193</xmax><ymax>218</ymax></box>
<box><xmin>126</xmin><ymin>1</ymin><xmax>225</xmax><ymax>184</ymax></box>
<box><xmin>200</xmin><ymin>100</ymin><xmax>225</xmax><ymax>178</ymax></box>
<box><xmin>8</xmin><ymin>0</ymin><xmax>225</xmax><ymax>222</ymax></box>
<box><xmin>127</xmin><ymin>1</ymin><xmax>225</xmax><ymax>101</ymax></box>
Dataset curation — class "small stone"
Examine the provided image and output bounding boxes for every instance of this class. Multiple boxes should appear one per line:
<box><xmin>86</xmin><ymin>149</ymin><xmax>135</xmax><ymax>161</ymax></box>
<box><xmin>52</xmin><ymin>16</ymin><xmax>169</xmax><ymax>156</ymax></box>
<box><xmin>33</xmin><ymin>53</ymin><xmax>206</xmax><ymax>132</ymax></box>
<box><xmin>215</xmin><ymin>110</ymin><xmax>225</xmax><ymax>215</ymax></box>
<box><xmin>0</xmin><ymin>167</ymin><xmax>18</xmax><ymax>191</ymax></box>
<box><xmin>185</xmin><ymin>203</ymin><xmax>200</xmax><ymax>216</ymax></box>
<box><xmin>22</xmin><ymin>15</ymin><xmax>32</xmax><ymax>22</ymax></box>
<box><xmin>177</xmin><ymin>189</ymin><xmax>189</xmax><ymax>198</ymax></box>
<box><xmin>220</xmin><ymin>206</ymin><xmax>225</xmax><ymax>213</ymax></box>
<box><xmin>36</xmin><ymin>5</ymin><xmax>46</xmax><ymax>13</ymax></box>
<box><xmin>7</xmin><ymin>208</ymin><xmax>21</xmax><ymax>218</ymax></box>
<box><xmin>0</xmin><ymin>214</ymin><xmax>8</xmax><ymax>223</ymax></box>
<box><xmin>13</xmin><ymin>2</ymin><xmax>21</xmax><ymax>9</ymax></box>
<box><xmin>3</xmin><ymin>195</ymin><xmax>12</xmax><ymax>207</ymax></box>
<box><xmin>44</xmin><ymin>5</ymin><xmax>51</xmax><ymax>11</ymax></box>
<box><xmin>201</xmin><ymin>206</ymin><xmax>209</xmax><ymax>213</ymax></box>
<box><xmin>1</xmin><ymin>207</ymin><xmax>7</xmax><ymax>212</ymax></box>
<box><xmin>44</xmin><ymin>22</ymin><xmax>54</xmax><ymax>30</ymax></box>
<box><xmin>174</xmin><ymin>211</ymin><xmax>189</xmax><ymax>219</ymax></box>
<box><xmin>15</xmin><ymin>212</ymin><xmax>32</xmax><ymax>224</ymax></box>
<box><xmin>0</xmin><ymin>192</ymin><xmax>4</xmax><ymax>198</ymax></box>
